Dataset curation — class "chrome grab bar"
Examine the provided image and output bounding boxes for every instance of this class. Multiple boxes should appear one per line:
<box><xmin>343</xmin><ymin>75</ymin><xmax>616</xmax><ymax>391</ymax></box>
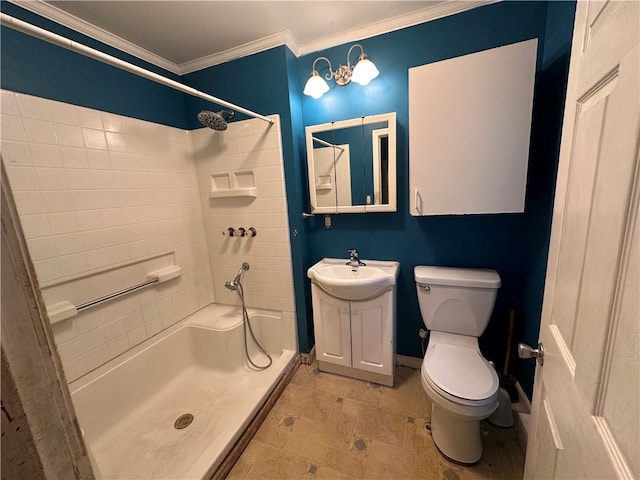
<box><xmin>75</xmin><ymin>278</ymin><xmax>158</xmax><ymax>311</ymax></box>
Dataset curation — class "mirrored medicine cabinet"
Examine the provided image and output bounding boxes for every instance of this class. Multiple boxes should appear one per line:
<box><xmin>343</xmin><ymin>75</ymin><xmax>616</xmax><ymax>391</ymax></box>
<box><xmin>305</xmin><ymin>112</ymin><xmax>396</xmax><ymax>214</ymax></box>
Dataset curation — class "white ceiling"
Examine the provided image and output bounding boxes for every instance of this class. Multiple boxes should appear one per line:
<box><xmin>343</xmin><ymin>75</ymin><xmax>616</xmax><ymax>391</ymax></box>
<box><xmin>11</xmin><ymin>1</ymin><xmax>494</xmax><ymax>75</ymax></box>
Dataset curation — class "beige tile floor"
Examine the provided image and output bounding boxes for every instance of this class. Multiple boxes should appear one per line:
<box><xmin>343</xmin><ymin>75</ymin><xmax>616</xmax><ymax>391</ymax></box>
<box><xmin>227</xmin><ymin>363</ymin><xmax>525</xmax><ymax>480</ymax></box>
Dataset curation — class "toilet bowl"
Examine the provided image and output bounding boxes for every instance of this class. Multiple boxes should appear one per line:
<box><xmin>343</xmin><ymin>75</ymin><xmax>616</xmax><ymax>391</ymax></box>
<box><xmin>414</xmin><ymin>266</ymin><xmax>501</xmax><ymax>464</ymax></box>
<box><xmin>421</xmin><ymin>331</ymin><xmax>499</xmax><ymax>463</ymax></box>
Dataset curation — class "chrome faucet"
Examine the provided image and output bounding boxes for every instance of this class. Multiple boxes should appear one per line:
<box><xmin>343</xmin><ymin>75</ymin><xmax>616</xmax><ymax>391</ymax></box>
<box><xmin>347</xmin><ymin>248</ymin><xmax>366</xmax><ymax>269</ymax></box>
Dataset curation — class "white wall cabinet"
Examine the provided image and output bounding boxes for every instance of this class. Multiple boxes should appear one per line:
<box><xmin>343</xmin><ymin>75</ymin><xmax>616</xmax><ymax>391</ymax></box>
<box><xmin>311</xmin><ymin>284</ymin><xmax>396</xmax><ymax>386</ymax></box>
<box><xmin>408</xmin><ymin>39</ymin><xmax>538</xmax><ymax>215</ymax></box>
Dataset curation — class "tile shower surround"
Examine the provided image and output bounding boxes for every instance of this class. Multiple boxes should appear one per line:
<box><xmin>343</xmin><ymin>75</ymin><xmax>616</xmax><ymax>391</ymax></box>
<box><xmin>1</xmin><ymin>89</ymin><xmax>295</xmax><ymax>382</ymax></box>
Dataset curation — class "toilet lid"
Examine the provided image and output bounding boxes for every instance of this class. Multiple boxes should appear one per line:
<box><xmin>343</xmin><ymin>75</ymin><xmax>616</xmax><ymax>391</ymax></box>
<box><xmin>424</xmin><ymin>340</ymin><xmax>498</xmax><ymax>401</ymax></box>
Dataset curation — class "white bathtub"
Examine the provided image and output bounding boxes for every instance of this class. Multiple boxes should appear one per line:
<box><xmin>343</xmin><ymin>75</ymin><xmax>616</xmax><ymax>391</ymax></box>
<box><xmin>69</xmin><ymin>303</ymin><xmax>297</xmax><ymax>479</ymax></box>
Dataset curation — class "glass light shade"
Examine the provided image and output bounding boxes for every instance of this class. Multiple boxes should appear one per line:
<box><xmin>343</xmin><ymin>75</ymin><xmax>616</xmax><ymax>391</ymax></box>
<box><xmin>303</xmin><ymin>71</ymin><xmax>330</xmax><ymax>98</ymax></box>
<box><xmin>351</xmin><ymin>56</ymin><xmax>379</xmax><ymax>86</ymax></box>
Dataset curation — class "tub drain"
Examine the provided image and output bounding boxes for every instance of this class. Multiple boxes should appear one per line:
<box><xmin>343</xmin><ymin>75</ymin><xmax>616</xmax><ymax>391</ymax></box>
<box><xmin>174</xmin><ymin>413</ymin><xmax>194</xmax><ymax>430</ymax></box>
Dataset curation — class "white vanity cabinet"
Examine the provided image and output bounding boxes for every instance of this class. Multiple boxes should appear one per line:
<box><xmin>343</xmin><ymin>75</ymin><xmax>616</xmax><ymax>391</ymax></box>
<box><xmin>311</xmin><ymin>284</ymin><xmax>396</xmax><ymax>387</ymax></box>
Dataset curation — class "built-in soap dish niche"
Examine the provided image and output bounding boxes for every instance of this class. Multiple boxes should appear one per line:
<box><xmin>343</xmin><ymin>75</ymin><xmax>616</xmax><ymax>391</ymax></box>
<box><xmin>209</xmin><ymin>170</ymin><xmax>257</xmax><ymax>199</ymax></box>
<box><xmin>316</xmin><ymin>174</ymin><xmax>334</xmax><ymax>191</ymax></box>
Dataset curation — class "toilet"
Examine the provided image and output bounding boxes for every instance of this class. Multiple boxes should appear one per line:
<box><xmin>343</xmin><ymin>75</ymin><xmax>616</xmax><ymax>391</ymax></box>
<box><xmin>415</xmin><ymin>265</ymin><xmax>501</xmax><ymax>464</ymax></box>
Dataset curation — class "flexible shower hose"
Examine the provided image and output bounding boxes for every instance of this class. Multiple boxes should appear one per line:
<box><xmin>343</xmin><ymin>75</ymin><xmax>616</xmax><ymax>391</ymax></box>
<box><xmin>235</xmin><ymin>282</ymin><xmax>272</xmax><ymax>370</ymax></box>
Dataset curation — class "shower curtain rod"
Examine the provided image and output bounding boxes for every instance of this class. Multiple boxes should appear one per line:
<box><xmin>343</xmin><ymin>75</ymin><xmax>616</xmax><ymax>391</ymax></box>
<box><xmin>0</xmin><ymin>13</ymin><xmax>274</xmax><ymax>125</ymax></box>
<box><xmin>312</xmin><ymin>136</ymin><xmax>345</xmax><ymax>151</ymax></box>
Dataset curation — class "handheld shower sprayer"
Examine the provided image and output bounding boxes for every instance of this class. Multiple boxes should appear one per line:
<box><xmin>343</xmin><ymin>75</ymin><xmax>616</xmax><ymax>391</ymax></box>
<box><xmin>225</xmin><ymin>262</ymin><xmax>250</xmax><ymax>291</ymax></box>
<box><xmin>224</xmin><ymin>261</ymin><xmax>272</xmax><ymax>370</ymax></box>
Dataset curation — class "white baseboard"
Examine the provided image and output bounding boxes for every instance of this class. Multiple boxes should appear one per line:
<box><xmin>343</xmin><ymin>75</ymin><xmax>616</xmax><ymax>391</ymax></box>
<box><xmin>515</xmin><ymin>380</ymin><xmax>531</xmax><ymax>413</ymax></box>
<box><xmin>517</xmin><ymin>412</ymin><xmax>530</xmax><ymax>455</ymax></box>
<box><xmin>299</xmin><ymin>345</ymin><xmax>316</xmax><ymax>365</ymax></box>
<box><xmin>514</xmin><ymin>380</ymin><xmax>531</xmax><ymax>455</ymax></box>
<box><xmin>395</xmin><ymin>354</ymin><xmax>422</xmax><ymax>369</ymax></box>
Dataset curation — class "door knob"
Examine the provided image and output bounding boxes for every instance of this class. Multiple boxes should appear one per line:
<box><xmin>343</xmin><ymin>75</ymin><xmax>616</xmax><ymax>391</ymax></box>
<box><xmin>518</xmin><ymin>342</ymin><xmax>544</xmax><ymax>366</ymax></box>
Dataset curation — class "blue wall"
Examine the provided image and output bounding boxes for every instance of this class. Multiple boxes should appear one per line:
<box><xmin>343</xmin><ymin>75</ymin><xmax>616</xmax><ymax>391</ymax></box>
<box><xmin>518</xmin><ymin>0</ymin><xmax>576</xmax><ymax>395</ymax></box>
<box><xmin>0</xmin><ymin>2</ymin><xmax>188</xmax><ymax>128</ymax></box>
<box><xmin>1</xmin><ymin>1</ymin><xmax>575</xmax><ymax>397</ymax></box>
<box><xmin>297</xmin><ymin>1</ymin><xmax>575</xmax><ymax>398</ymax></box>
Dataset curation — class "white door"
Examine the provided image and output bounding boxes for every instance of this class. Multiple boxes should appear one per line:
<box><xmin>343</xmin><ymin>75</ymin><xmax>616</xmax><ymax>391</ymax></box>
<box><xmin>311</xmin><ymin>285</ymin><xmax>352</xmax><ymax>368</ymax></box>
<box><xmin>524</xmin><ymin>2</ymin><xmax>639</xmax><ymax>479</ymax></box>
<box><xmin>351</xmin><ymin>292</ymin><xmax>393</xmax><ymax>376</ymax></box>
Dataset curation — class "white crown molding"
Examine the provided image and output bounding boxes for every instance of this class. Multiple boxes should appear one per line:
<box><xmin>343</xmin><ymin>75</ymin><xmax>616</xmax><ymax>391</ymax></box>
<box><xmin>8</xmin><ymin>0</ymin><xmax>182</xmax><ymax>75</ymax></box>
<box><xmin>299</xmin><ymin>0</ymin><xmax>500</xmax><ymax>56</ymax></box>
<box><xmin>8</xmin><ymin>0</ymin><xmax>497</xmax><ymax>76</ymax></box>
<box><xmin>180</xmin><ymin>30</ymin><xmax>301</xmax><ymax>75</ymax></box>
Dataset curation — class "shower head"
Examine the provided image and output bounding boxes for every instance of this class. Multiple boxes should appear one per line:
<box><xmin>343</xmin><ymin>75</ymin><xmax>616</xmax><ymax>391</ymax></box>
<box><xmin>197</xmin><ymin>110</ymin><xmax>234</xmax><ymax>131</ymax></box>
<box><xmin>225</xmin><ymin>262</ymin><xmax>250</xmax><ymax>291</ymax></box>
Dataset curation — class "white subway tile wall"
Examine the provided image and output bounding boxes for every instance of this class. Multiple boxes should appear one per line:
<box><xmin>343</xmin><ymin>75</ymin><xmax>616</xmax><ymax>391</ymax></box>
<box><xmin>192</xmin><ymin>115</ymin><xmax>298</xmax><ymax>351</ymax></box>
<box><xmin>2</xmin><ymin>90</ymin><xmax>286</xmax><ymax>381</ymax></box>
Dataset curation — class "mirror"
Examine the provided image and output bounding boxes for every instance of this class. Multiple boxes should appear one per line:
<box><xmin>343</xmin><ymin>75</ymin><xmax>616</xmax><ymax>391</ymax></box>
<box><xmin>305</xmin><ymin>112</ymin><xmax>396</xmax><ymax>213</ymax></box>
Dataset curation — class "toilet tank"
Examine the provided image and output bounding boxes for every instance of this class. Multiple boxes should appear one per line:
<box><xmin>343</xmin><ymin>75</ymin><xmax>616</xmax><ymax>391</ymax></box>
<box><xmin>414</xmin><ymin>266</ymin><xmax>501</xmax><ymax>337</ymax></box>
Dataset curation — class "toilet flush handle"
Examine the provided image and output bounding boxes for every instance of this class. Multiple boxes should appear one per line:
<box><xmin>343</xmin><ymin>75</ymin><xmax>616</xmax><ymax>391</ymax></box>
<box><xmin>518</xmin><ymin>342</ymin><xmax>544</xmax><ymax>366</ymax></box>
<box><xmin>418</xmin><ymin>284</ymin><xmax>430</xmax><ymax>291</ymax></box>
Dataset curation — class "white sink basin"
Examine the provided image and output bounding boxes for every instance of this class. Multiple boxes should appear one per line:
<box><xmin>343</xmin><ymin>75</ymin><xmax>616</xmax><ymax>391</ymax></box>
<box><xmin>307</xmin><ymin>258</ymin><xmax>400</xmax><ymax>301</ymax></box>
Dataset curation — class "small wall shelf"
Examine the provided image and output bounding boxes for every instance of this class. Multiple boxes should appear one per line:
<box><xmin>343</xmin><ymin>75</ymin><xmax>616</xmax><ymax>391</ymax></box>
<box><xmin>209</xmin><ymin>170</ymin><xmax>257</xmax><ymax>199</ymax></box>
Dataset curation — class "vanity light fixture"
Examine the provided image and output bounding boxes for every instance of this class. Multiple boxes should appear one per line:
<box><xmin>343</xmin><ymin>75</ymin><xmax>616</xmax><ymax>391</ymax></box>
<box><xmin>303</xmin><ymin>43</ymin><xmax>379</xmax><ymax>99</ymax></box>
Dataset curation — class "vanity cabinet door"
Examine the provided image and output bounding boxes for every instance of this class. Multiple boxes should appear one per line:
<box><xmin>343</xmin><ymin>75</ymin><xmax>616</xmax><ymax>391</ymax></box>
<box><xmin>311</xmin><ymin>285</ymin><xmax>352</xmax><ymax>368</ymax></box>
<box><xmin>350</xmin><ymin>291</ymin><xmax>393</xmax><ymax>376</ymax></box>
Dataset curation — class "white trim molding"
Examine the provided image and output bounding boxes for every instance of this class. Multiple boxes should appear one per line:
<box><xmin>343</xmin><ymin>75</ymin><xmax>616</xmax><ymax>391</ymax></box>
<box><xmin>180</xmin><ymin>30</ymin><xmax>299</xmax><ymax>75</ymax></box>
<box><xmin>299</xmin><ymin>1</ymin><xmax>499</xmax><ymax>56</ymax></box>
<box><xmin>299</xmin><ymin>345</ymin><xmax>316</xmax><ymax>366</ymax></box>
<box><xmin>9</xmin><ymin>0</ymin><xmax>181</xmax><ymax>74</ymax></box>
<box><xmin>8</xmin><ymin>0</ymin><xmax>497</xmax><ymax>75</ymax></box>
<box><xmin>515</xmin><ymin>379</ymin><xmax>532</xmax><ymax>412</ymax></box>
<box><xmin>395</xmin><ymin>354</ymin><xmax>423</xmax><ymax>370</ymax></box>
